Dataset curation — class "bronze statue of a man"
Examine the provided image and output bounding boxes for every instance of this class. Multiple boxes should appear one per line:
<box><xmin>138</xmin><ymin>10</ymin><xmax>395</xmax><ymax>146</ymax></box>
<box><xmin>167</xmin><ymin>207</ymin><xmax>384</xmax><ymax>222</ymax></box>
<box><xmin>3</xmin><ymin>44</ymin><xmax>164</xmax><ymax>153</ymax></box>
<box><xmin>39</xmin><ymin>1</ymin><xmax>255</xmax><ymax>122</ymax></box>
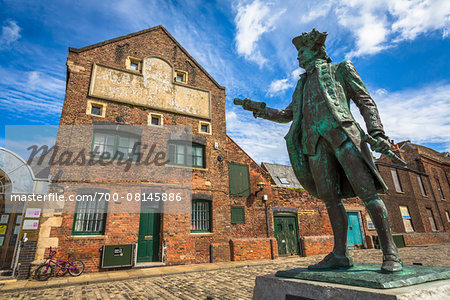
<box><xmin>237</xmin><ymin>29</ymin><xmax>403</xmax><ymax>272</ymax></box>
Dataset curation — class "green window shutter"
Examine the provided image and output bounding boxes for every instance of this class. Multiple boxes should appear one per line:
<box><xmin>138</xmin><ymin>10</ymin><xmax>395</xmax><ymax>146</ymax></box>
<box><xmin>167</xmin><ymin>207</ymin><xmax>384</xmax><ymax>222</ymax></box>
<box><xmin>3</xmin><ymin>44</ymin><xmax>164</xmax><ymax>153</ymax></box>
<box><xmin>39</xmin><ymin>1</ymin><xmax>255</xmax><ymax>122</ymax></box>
<box><xmin>228</xmin><ymin>163</ymin><xmax>250</xmax><ymax>197</ymax></box>
<box><xmin>231</xmin><ymin>206</ymin><xmax>245</xmax><ymax>224</ymax></box>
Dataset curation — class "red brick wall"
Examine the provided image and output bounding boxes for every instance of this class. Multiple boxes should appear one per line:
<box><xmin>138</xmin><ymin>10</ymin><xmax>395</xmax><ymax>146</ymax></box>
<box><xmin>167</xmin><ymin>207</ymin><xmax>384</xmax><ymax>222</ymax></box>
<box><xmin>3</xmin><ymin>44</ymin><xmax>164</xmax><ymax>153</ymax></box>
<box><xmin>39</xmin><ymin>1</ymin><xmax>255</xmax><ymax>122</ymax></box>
<box><xmin>230</xmin><ymin>238</ymin><xmax>278</xmax><ymax>261</ymax></box>
<box><xmin>301</xmin><ymin>236</ymin><xmax>334</xmax><ymax>256</ymax></box>
<box><xmin>403</xmin><ymin>232</ymin><xmax>450</xmax><ymax>246</ymax></box>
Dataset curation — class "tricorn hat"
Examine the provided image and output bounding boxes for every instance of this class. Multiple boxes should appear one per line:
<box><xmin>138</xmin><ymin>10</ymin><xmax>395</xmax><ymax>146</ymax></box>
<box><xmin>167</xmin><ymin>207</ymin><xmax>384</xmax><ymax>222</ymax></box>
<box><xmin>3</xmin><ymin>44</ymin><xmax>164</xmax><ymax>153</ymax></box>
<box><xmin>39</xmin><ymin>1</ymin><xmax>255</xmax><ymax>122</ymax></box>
<box><xmin>292</xmin><ymin>28</ymin><xmax>328</xmax><ymax>50</ymax></box>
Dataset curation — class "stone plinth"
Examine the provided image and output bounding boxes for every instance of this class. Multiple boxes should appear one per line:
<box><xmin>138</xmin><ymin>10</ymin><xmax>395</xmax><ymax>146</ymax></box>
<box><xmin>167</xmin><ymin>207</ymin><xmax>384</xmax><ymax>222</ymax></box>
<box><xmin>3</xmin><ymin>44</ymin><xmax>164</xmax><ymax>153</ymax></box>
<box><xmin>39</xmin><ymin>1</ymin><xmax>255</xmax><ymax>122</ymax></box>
<box><xmin>253</xmin><ymin>263</ymin><xmax>450</xmax><ymax>299</ymax></box>
<box><xmin>253</xmin><ymin>275</ymin><xmax>450</xmax><ymax>300</ymax></box>
<box><xmin>276</xmin><ymin>263</ymin><xmax>450</xmax><ymax>289</ymax></box>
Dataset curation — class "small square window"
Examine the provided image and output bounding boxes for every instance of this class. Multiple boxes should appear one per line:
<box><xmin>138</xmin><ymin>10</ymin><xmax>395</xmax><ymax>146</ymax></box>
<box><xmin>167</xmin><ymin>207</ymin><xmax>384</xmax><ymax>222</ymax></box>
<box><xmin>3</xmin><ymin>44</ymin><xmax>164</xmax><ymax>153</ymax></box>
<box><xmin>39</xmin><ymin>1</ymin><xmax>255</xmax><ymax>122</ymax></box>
<box><xmin>148</xmin><ymin>113</ymin><xmax>163</xmax><ymax>127</ymax></box>
<box><xmin>151</xmin><ymin>116</ymin><xmax>159</xmax><ymax>126</ymax></box>
<box><xmin>91</xmin><ymin>105</ymin><xmax>102</xmax><ymax>116</ymax></box>
<box><xmin>127</xmin><ymin>57</ymin><xmax>142</xmax><ymax>72</ymax></box>
<box><xmin>86</xmin><ymin>101</ymin><xmax>106</xmax><ymax>118</ymax></box>
<box><xmin>198</xmin><ymin>121</ymin><xmax>211</xmax><ymax>134</ymax></box>
<box><xmin>130</xmin><ymin>62</ymin><xmax>139</xmax><ymax>70</ymax></box>
<box><xmin>175</xmin><ymin>70</ymin><xmax>187</xmax><ymax>83</ymax></box>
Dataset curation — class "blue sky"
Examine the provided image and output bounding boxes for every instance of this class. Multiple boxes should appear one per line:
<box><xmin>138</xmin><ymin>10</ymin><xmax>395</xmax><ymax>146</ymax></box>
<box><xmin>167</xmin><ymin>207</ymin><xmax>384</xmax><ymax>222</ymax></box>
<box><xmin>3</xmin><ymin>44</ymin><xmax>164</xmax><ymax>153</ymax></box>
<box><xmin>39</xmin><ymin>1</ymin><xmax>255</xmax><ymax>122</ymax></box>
<box><xmin>1</xmin><ymin>0</ymin><xmax>449</xmax><ymax>165</ymax></box>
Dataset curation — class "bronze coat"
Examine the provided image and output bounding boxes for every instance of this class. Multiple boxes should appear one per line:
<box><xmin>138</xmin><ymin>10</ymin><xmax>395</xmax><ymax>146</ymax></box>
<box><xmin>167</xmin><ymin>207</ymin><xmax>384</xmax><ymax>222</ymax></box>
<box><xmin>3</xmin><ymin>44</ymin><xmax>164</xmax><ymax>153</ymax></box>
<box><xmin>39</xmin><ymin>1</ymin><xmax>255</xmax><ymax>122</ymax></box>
<box><xmin>261</xmin><ymin>60</ymin><xmax>388</xmax><ymax>199</ymax></box>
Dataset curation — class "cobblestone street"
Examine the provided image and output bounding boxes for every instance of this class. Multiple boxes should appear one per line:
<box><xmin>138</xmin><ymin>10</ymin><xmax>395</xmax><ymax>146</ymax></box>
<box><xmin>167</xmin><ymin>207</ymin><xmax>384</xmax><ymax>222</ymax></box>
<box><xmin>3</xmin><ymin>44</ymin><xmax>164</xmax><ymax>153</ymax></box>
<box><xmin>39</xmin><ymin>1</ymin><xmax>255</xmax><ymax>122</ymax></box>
<box><xmin>2</xmin><ymin>243</ymin><xmax>449</xmax><ymax>300</ymax></box>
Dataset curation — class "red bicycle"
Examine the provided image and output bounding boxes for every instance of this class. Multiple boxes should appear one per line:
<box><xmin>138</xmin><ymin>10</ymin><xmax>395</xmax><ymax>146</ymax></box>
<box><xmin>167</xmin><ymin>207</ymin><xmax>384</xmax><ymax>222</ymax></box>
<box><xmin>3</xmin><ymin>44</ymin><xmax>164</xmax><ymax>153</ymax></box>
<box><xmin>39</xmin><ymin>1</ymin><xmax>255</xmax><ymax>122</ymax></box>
<box><xmin>34</xmin><ymin>247</ymin><xmax>85</xmax><ymax>281</ymax></box>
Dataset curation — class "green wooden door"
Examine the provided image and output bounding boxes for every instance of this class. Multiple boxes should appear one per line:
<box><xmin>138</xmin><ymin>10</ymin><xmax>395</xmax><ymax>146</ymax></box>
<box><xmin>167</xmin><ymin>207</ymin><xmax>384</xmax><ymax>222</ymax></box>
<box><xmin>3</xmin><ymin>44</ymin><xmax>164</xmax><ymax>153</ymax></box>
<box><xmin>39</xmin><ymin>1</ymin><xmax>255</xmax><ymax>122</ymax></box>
<box><xmin>137</xmin><ymin>208</ymin><xmax>160</xmax><ymax>262</ymax></box>
<box><xmin>274</xmin><ymin>215</ymin><xmax>300</xmax><ymax>256</ymax></box>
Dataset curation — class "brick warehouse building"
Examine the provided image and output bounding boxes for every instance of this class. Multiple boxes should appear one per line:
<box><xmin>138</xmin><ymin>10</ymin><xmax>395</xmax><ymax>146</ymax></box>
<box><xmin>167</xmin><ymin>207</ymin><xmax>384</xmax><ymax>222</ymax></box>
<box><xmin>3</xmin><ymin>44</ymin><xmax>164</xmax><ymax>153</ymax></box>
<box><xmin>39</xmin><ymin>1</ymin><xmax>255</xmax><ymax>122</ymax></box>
<box><xmin>374</xmin><ymin>141</ymin><xmax>450</xmax><ymax>245</ymax></box>
<box><xmin>30</xmin><ymin>25</ymin><xmax>281</xmax><ymax>274</ymax></box>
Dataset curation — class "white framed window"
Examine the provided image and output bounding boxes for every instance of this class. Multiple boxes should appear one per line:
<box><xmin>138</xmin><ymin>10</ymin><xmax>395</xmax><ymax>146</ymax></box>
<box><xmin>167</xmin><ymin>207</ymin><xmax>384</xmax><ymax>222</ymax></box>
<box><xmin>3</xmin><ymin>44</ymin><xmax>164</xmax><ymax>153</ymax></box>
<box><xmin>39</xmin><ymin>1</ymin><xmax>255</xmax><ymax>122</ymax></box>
<box><xmin>435</xmin><ymin>177</ymin><xmax>445</xmax><ymax>200</ymax></box>
<box><xmin>417</xmin><ymin>175</ymin><xmax>427</xmax><ymax>196</ymax></box>
<box><xmin>426</xmin><ymin>208</ymin><xmax>438</xmax><ymax>231</ymax></box>
<box><xmin>198</xmin><ymin>121</ymin><xmax>211</xmax><ymax>135</ymax></box>
<box><xmin>73</xmin><ymin>194</ymin><xmax>108</xmax><ymax>235</ymax></box>
<box><xmin>391</xmin><ymin>168</ymin><xmax>403</xmax><ymax>193</ymax></box>
<box><xmin>399</xmin><ymin>206</ymin><xmax>414</xmax><ymax>232</ymax></box>
<box><xmin>86</xmin><ymin>100</ymin><xmax>106</xmax><ymax>118</ymax></box>
<box><xmin>168</xmin><ymin>141</ymin><xmax>205</xmax><ymax>168</ymax></box>
<box><xmin>366</xmin><ymin>215</ymin><xmax>375</xmax><ymax>230</ymax></box>
<box><xmin>126</xmin><ymin>56</ymin><xmax>142</xmax><ymax>73</ymax></box>
<box><xmin>148</xmin><ymin>113</ymin><xmax>163</xmax><ymax>127</ymax></box>
<box><xmin>175</xmin><ymin>70</ymin><xmax>188</xmax><ymax>83</ymax></box>
<box><xmin>92</xmin><ymin>131</ymin><xmax>140</xmax><ymax>160</ymax></box>
<box><xmin>445</xmin><ymin>211</ymin><xmax>450</xmax><ymax>223</ymax></box>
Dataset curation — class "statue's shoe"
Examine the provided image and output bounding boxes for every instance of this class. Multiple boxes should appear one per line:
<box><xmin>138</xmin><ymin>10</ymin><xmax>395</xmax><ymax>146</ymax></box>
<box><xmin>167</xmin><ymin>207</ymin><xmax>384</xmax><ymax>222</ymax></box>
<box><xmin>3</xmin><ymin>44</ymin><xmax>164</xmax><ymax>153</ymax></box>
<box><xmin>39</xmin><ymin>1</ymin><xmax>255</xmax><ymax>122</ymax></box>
<box><xmin>381</xmin><ymin>254</ymin><xmax>403</xmax><ymax>273</ymax></box>
<box><xmin>308</xmin><ymin>252</ymin><xmax>353</xmax><ymax>270</ymax></box>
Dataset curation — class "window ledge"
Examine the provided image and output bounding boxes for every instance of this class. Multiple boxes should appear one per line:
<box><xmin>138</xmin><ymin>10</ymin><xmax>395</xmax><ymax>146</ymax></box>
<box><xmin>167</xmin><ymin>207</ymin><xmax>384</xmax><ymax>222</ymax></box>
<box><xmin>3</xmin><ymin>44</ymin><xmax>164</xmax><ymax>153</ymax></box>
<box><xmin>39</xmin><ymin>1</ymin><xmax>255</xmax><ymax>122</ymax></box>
<box><xmin>166</xmin><ymin>164</ymin><xmax>208</xmax><ymax>171</ymax></box>
<box><xmin>190</xmin><ymin>232</ymin><xmax>213</xmax><ymax>236</ymax></box>
<box><xmin>69</xmin><ymin>235</ymin><xmax>106</xmax><ymax>239</ymax></box>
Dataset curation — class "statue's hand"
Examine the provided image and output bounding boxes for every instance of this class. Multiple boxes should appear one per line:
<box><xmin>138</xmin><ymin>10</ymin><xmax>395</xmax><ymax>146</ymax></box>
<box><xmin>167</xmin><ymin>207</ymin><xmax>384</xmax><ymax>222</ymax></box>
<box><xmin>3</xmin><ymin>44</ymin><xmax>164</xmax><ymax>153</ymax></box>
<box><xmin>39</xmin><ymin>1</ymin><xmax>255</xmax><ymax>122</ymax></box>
<box><xmin>370</xmin><ymin>134</ymin><xmax>391</xmax><ymax>154</ymax></box>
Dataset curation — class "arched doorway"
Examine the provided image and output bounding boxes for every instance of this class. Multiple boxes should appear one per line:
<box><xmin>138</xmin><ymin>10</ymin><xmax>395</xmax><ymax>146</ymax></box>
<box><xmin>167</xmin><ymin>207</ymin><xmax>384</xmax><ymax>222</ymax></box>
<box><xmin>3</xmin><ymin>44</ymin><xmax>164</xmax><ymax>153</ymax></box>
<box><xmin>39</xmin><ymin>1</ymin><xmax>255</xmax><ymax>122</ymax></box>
<box><xmin>0</xmin><ymin>147</ymin><xmax>38</xmax><ymax>273</ymax></box>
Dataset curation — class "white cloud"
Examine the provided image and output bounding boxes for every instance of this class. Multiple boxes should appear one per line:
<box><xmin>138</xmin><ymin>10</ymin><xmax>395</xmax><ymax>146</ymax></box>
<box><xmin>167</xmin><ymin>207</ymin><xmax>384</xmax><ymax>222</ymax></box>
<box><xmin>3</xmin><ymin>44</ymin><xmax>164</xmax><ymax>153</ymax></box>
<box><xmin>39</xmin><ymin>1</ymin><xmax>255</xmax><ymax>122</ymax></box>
<box><xmin>267</xmin><ymin>79</ymin><xmax>291</xmax><ymax>96</ymax></box>
<box><xmin>351</xmin><ymin>82</ymin><xmax>450</xmax><ymax>151</ymax></box>
<box><xmin>301</xmin><ymin>1</ymin><xmax>333</xmax><ymax>23</ymax></box>
<box><xmin>0</xmin><ymin>20</ymin><xmax>21</xmax><ymax>49</ymax></box>
<box><xmin>335</xmin><ymin>0</ymin><xmax>450</xmax><ymax>57</ymax></box>
<box><xmin>226</xmin><ymin>108</ymin><xmax>291</xmax><ymax>164</ymax></box>
<box><xmin>335</xmin><ymin>1</ymin><xmax>390</xmax><ymax>58</ymax></box>
<box><xmin>0</xmin><ymin>67</ymin><xmax>65</xmax><ymax>120</ymax></box>
<box><xmin>234</xmin><ymin>0</ymin><xmax>286</xmax><ymax>67</ymax></box>
<box><xmin>232</xmin><ymin>1</ymin><xmax>450</xmax><ymax>63</ymax></box>
<box><xmin>389</xmin><ymin>0</ymin><xmax>450</xmax><ymax>41</ymax></box>
<box><xmin>267</xmin><ymin>68</ymin><xmax>302</xmax><ymax>96</ymax></box>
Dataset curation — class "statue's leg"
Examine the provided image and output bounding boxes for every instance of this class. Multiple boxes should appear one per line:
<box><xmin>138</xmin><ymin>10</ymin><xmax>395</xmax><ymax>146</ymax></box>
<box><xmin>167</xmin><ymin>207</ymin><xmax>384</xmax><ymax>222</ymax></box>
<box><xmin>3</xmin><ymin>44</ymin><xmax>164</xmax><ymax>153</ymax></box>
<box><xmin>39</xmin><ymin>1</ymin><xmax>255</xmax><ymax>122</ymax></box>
<box><xmin>307</xmin><ymin>138</ymin><xmax>353</xmax><ymax>269</ymax></box>
<box><xmin>334</xmin><ymin>141</ymin><xmax>402</xmax><ymax>272</ymax></box>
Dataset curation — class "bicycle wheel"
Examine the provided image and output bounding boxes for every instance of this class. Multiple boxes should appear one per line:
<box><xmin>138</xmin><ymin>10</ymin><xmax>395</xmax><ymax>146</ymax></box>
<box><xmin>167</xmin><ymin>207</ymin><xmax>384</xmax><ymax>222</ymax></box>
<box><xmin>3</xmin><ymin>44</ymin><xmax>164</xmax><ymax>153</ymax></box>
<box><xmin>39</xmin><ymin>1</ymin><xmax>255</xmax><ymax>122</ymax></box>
<box><xmin>35</xmin><ymin>264</ymin><xmax>54</xmax><ymax>281</ymax></box>
<box><xmin>68</xmin><ymin>260</ymin><xmax>85</xmax><ymax>276</ymax></box>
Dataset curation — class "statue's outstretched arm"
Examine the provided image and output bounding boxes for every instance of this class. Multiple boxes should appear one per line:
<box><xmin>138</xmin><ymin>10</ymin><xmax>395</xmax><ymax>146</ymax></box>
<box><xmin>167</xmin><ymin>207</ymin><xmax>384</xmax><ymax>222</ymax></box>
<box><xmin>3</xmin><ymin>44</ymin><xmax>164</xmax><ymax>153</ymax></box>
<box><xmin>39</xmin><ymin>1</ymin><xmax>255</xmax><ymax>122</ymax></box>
<box><xmin>234</xmin><ymin>98</ymin><xmax>293</xmax><ymax>123</ymax></box>
<box><xmin>257</xmin><ymin>104</ymin><xmax>293</xmax><ymax>123</ymax></box>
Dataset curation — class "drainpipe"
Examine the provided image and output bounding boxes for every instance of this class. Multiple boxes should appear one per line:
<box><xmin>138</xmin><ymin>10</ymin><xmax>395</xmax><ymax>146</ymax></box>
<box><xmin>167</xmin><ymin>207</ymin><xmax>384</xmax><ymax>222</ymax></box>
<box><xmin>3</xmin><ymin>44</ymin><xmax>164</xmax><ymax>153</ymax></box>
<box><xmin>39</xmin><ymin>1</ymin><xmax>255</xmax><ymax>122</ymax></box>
<box><xmin>264</xmin><ymin>195</ymin><xmax>270</xmax><ymax>237</ymax></box>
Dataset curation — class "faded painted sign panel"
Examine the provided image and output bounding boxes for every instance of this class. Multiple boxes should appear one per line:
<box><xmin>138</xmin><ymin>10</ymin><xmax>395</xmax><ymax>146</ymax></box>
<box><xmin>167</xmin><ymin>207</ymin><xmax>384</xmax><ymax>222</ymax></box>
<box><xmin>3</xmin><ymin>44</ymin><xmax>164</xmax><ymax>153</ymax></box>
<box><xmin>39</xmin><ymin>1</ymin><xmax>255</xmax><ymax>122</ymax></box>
<box><xmin>89</xmin><ymin>57</ymin><xmax>210</xmax><ymax>119</ymax></box>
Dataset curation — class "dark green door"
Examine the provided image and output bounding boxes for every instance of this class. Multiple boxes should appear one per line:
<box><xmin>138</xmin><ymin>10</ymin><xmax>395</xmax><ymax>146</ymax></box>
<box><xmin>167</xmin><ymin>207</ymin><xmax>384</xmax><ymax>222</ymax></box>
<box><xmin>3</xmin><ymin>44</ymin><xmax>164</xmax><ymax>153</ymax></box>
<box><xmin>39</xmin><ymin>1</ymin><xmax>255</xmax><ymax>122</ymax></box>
<box><xmin>137</xmin><ymin>208</ymin><xmax>160</xmax><ymax>262</ymax></box>
<box><xmin>274</xmin><ymin>215</ymin><xmax>300</xmax><ymax>256</ymax></box>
